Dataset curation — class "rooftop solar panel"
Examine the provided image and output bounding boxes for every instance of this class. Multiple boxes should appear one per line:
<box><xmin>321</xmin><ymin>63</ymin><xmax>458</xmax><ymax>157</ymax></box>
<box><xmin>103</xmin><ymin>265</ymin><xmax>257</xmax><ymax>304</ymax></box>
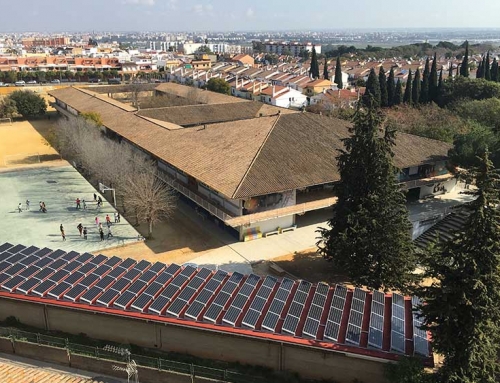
<box><xmin>75</xmin><ymin>253</ymin><xmax>93</xmax><ymax>264</ymax></box>
<box><xmin>5</xmin><ymin>263</ymin><xmax>25</xmax><ymax>276</ymax></box>
<box><xmin>148</xmin><ymin>262</ymin><xmax>166</xmax><ymax>274</ymax></box>
<box><xmin>8</xmin><ymin>244</ymin><xmax>26</xmax><ymax>254</ymax></box>
<box><xmin>64</xmin><ymin>284</ymin><xmax>87</xmax><ymax>301</ymax></box>
<box><xmin>148</xmin><ymin>295</ymin><xmax>170</xmax><ymax>314</ymax></box>
<box><xmin>184</xmin><ymin>301</ymin><xmax>205</xmax><ymax>319</ymax></box>
<box><xmin>18</xmin><ymin>265</ymin><xmax>40</xmax><ymax>279</ymax></box>
<box><xmin>113</xmin><ymin>291</ymin><xmax>137</xmax><ymax>309</ymax></box>
<box><xmin>92</xmin><ymin>264</ymin><xmax>111</xmax><ymax>277</ymax></box>
<box><xmin>79</xmin><ymin>274</ymin><xmax>100</xmax><ymax>288</ymax></box>
<box><xmin>77</xmin><ymin>263</ymin><xmax>96</xmax><ymax>276</ymax></box>
<box><xmin>107</xmin><ymin>266</ymin><xmax>127</xmax><ymax>280</ymax></box>
<box><xmin>0</xmin><ymin>262</ymin><xmax>11</xmax><ymax>273</ymax></box>
<box><xmin>0</xmin><ymin>253</ymin><xmax>11</xmax><ymax>262</ymax></box>
<box><xmin>242</xmin><ymin>309</ymin><xmax>261</xmax><ymax>328</ymax></box>
<box><xmin>33</xmin><ymin>268</ymin><xmax>53</xmax><ymax>281</ymax></box>
<box><xmin>49</xmin><ymin>270</ymin><xmax>70</xmax><ymax>283</ymax></box>
<box><xmin>97</xmin><ymin>289</ymin><xmax>120</xmax><ymax>306</ymax></box>
<box><xmin>64</xmin><ymin>271</ymin><xmax>84</xmax><ymax>286</ymax></box>
<box><xmin>20</xmin><ymin>246</ymin><xmax>39</xmax><ymax>256</ymax></box>
<box><xmin>282</xmin><ymin>315</ymin><xmax>300</xmax><ymax>335</ymax></box>
<box><xmin>119</xmin><ymin>258</ymin><xmax>136</xmax><ymax>269</ymax></box>
<box><xmin>303</xmin><ymin>317</ymin><xmax>320</xmax><ymax>338</ymax></box>
<box><xmin>34</xmin><ymin>247</ymin><xmax>54</xmax><ymax>258</ymax></box>
<box><xmin>62</xmin><ymin>261</ymin><xmax>80</xmax><ymax>273</ymax></box>
<box><xmin>17</xmin><ymin>278</ymin><xmax>39</xmax><ymax>294</ymax></box>
<box><xmin>195</xmin><ymin>268</ymin><xmax>212</xmax><ymax>280</ymax></box>
<box><xmin>414</xmin><ymin>335</ymin><xmax>429</xmax><ymax>357</ymax></box>
<box><xmin>48</xmin><ymin>259</ymin><xmax>67</xmax><ymax>271</ymax></box>
<box><xmin>90</xmin><ymin>254</ymin><xmax>107</xmax><ymax>265</ymax></box>
<box><xmin>142</xmin><ymin>281</ymin><xmax>164</xmax><ymax>297</ymax></box>
<box><xmin>95</xmin><ymin>275</ymin><xmax>116</xmax><ymax>290</ymax></box>
<box><xmin>391</xmin><ymin>331</ymin><xmax>406</xmax><ymax>353</ymax></box>
<box><xmin>122</xmin><ymin>269</ymin><xmax>141</xmax><ymax>282</ymax></box>
<box><xmin>138</xmin><ymin>270</ymin><xmax>157</xmax><ymax>283</ymax></box>
<box><xmin>261</xmin><ymin>312</ymin><xmax>280</xmax><ymax>332</ymax></box>
<box><xmin>0</xmin><ymin>273</ymin><xmax>10</xmax><ymax>285</ymax></box>
<box><xmin>211</xmin><ymin>270</ymin><xmax>228</xmax><ymax>282</ymax></box>
<box><xmin>2</xmin><ymin>275</ymin><xmax>25</xmax><ymax>292</ymax></box>
<box><xmin>131</xmin><ymin>293</ymin><xmax>154</xmax><ymax>312</ymax></box>
<box><xmin>48</xmin><ymin>281</ymin><xmax>72</xmax><ymax>299</ymax></box>
<box><xmin>6</xmin><ymin>253</ymin><xmax>25</xmax><ymax>264</ymax></box>
<box><xmin>111</xmin><ymin>278</ymin><xmax>131</xmax><ymax>292</ymax></box>
<box><xmin>80</xmin><ymin>286</ymin><xmax>104</xmax><ymax>304</ymax></box>
<box><xmin>0</xmin><ymin>243</ymin><xmax>14</xmax><ymax>252</ymax></box>
<box><xmin>127</xmin><ymin>280</ymin><xmax>146</xmax><ymax>295</ymax></box>
<box><xmin>134</xmin><ymin>260</ymin><xmax>151</xmax><ymax>272</ymax></box>
<box><xmin>61</xmin><ymin>251</ymin><xmax>79</xmax><ymax>262</ymax></box>
<box><xmin>154</xmin><ymin>271</ymin><xmax>174</xmax><ymax>286</ymax></box>
<box><xmin>104</xmin><ymin>256</ymin><xmax>121</xmax><ymax>268</ymax></box>
<box><xmin>33</xmin><ymin>257</ymin><xmax>53</xmax><ymax>269</ymax></box>
<box><xmin>32</xmin><ymin>280</ymin><xmax>56</xmax><ymax>297</ymax></box>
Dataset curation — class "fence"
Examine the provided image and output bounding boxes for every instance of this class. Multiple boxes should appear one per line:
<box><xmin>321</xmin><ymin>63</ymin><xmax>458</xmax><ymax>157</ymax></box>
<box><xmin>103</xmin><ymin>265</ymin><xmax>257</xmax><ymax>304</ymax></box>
<box><xmin>0</xmin><ymin>327</ymin><xmax>270</xmax><ymax>383</ymax></box>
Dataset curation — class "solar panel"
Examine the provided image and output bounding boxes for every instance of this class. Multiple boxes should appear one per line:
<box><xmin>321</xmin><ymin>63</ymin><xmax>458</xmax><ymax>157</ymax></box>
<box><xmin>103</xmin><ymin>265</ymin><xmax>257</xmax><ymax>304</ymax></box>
<box><xmin>64</xmin><ymin>284</ymin><xmax>87</xmax><ymax>301</ymax></box>
<box><xmin>104</xmin><ymin>256</ymin><xmax>121</xmax><ymax>267</ymax></box>
<box><xmin>412</xmin><ymin>296</ymin><xmax>429</xmax><ymax>357</ymax></box>
<box><xmin>242</xmin><ymin>309</ymin><xmax>260</xmax><ymax>329</ymax></box>
<box><xmin>16</xmin><ymin>278</ymin><xmax>39</xmax><ymax>294</ymax></box>
<box><xmin>49</xmin><ymin>270</ymin><xmax>70</xmax><ymax>283</ymax></box>
<box><xmin>195</xmin><ymin>268</ymin><xmax>212</xmax><ymax>280</ymax></box>
<box><xmin>0</xmin><ymin>262</ymin><xmax>10</xmax><ymax>273</ymax></box>
<box><xmin>167</xmin><ymin>298</ymin><xmax>188</xmax><ymax>317</ymax></box>
<box><xmin>211</xmin><ymin>270</ymin><xmax>228</xmax><ymax>282</ymax></box>
<box><xmin>139</xmin><ymin>270</ymin><xmax>157</xmax><ymax>284</ymax></box>
<box><xmin>161</xmin><ymin>284</ymin><xmax>180</xmax><ymax>301</ymax></box>
<box><xmin>281</xmin><ymin>280</ymin><xmax>311</xmax><ymax>336</ymax></box>
<box><xmin>95</xmin><ymin>275</ymin><xmax>115</xmax><ymax>290</ymax></box>
<box><xmin>8</xmin><ymin>244</ymin><xmax>26</xmax><ymax>254</ymax></box>
<box><xmin>148</xmin><ymin>295</ymin><xmax>170</xmax><ymax>314</ymax></box>
<box><xmin>119</xmin><ymin>258</ymin><xmax>136</xmax><ymax>269</ymax></box>
<box><xmin>20</xmin><ymin>246</ymin><xmax>39</xmax><ymax>256</ymax></box>
<box><xmin>134</xmin><ymin>260</ymin><xmax>151</xmax><ymax>272</ymax></box>
<box><xmin>90</xmin><ymin>254</ymin><xmax>107</xmax><ymax>265</ymax></box>
<box><xmin>20</xmin><ymin>255</ymin><xmax>38</xmax><ymax>266</ymax></box>
<box><xmin>323</xmin><ymin>284</ymin><xmax>348</xmax><ymax>342</ymax></box>
<box><xmin>391</xmin><ymin>292</ymin><xmax>406</xmax><ymax>353</ymax></box>
<box><xmin>107</xmin><ymin>266</ymin><xmax>127</xmax><ymax>280</ymax></box>
<box><xmin>64</xmin><ymin>271</ymin><xmax>84</xmax><ymax>286</ymax></box>
<box><xmin>61</xmin><ymin>251</ymin><xmax>79</xmax><ymax>261</ymax></box>
<box><xmin>142</xmin><ymin>282</ymin><xmax>164</xmax><ymax>298</ymax></box>
<box><xmin>0</xmin><ymin>273</ymin><xmax>9</xmax><ymax>285</ymax></box>
<box><xmin>148</xmin><ymin>262</ymin><xmax>166</xmax><ymax>274</ymax></box>
<box><xmin>34</xmin><ymin>247</ymin><xmax>54</xmax><ymax>258</ymax></box>
<box><xmin>282</xmin><ymin>315</ymin><xmax>300</xmax><ymax>335</ymax></box>
<box><xmin>33</xmin><ymin>268</ymin><xmax>53</xmax><ymax>281</ymax></box>
<box><xmin>48</xmin><ymin>259</ymin><xmax>67</xmax><ymax>271</ymax></box>
<box><xmin>5</xmin><ymin>263</ymin><xmax>25</xmax><ymax>276</ymax></box>
<box><xmin>47</xmin><ymin>281</ymin><xmax>71</xmax><ymax>299</ymax></box>
<box><xmin>122</xmin><ymin>269</ymin><xmax>141</xmax><ymax>282</ymax></box>
<box><xmin>127</xmin><ymin>280</ymin><xmax>146</xmax><ymax>295</ymax></box>
<box><xmin>92</xmin><ymin>264</ymin><xmax>111</xmax><ymax>277</ymax></box>
<box><xmin>79</xmin><ymin>274</ymin><xmax>100</xmax><ymax>288</ymax></box>
<box><xmin>6</xmin><ymin>253</ymin><xmax>25</xmax><ymax>264</ymax></box>
<box><xmin>62</xmin><ymin>261</ymin><xmax>80</xmax><ymax>273</ymax></box>
<box><xmin>131</xmin><ymin>293</ymin><xmax>154</xmax><ymax>312</ymax></box>
<box><xmin>2</xmin><ymin>275</ymin><xmax>25</xmax><ymax>292</ymax></box>
<box><xmin>97</xmin><ymin>289</ymin><xmax>121</xmax><ymax>306</ymax></box>
<box><xmin>373</xmin><ymin>290</ymin><xmax>385</xmax><ymax>304</ymax></box>
<box><xmin>75</xmin><ymin>253</ymin><xmax>93</xmax><ymax>264</ymax></box>
<box><xmin>80</xmin><ymin>286</ymin><xmax>103</xmax><ymax>304</ymax></box>
<box><xmin>154</xmin><ymin>271</ymin><xmax>174</xmax><ymax>286</ymax></box>
<box><xmin>0</xmin><ymin>243</ymin><xmax>14</xmax><ymax>252</ymax></box>
<box><xmin>18</xmin><ymin>265</ymin><xmax>40</xmax><ymax>279</ymax></box>
<box><xmin>111</xmin><ymin>278</ymin><xmax>130</xmax><ymax>292</ymax></box>
<box><xmin>77</xmin><ymin>263</ymin><xmax>96</xmax><ymax>276</ymax></box>
<box><xmin>345</xmin><ymin>288</ymin><xmax>367</xmax><ymax>345</ymax></box>
<box><xmin>262</xmin><ymin>275</ymin><xmax>278</xmax><ymax>289</ymax></box>
<box><xmin>204</xmin><ymin>304</ymin><xmax>223</xmax><ymax>323</ymax></box>
<box><xmin>184</xmin><ymin>301</ymin><xmax>205</xmax><ymax>319</ymax></box>
<box><xmin>0</xmin><ymin>253</ymin><xmax>11</xmax><ymax>262</ymax></box>
<box><xmin>113</xmin><ymin>291</ymin><xmax>137</xmax><ymax>309</ymax></box>
<box><xmin>262</xmin><ymin>312</ymin><xmax>280</xmax><ymax>332</ymax></box>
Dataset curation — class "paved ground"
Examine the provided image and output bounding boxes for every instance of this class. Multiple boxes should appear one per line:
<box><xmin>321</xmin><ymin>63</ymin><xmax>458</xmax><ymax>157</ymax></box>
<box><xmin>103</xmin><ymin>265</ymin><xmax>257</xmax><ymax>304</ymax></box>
<box><xmin>0</xmin><ymin>165</ymin><xmax>141</xmax><ymax>253</ymax></box>
<box><xmin>0</xmin><ymin>353</ymin><xmax>125</xmax><ymax>383</ymax></box>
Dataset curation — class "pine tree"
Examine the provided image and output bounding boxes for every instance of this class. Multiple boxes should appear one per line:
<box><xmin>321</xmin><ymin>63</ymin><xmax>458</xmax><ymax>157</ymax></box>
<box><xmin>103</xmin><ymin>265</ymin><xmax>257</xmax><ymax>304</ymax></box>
<box><xmin>362</xmin><ymin>68</ymin><xmax>381</xmax><ymax>108</ymax></box>
<box><xmin>379</xmin><ymin>67</ymin><xmax>388</xmax><ymax>107</ymax></box>
<box><xmin>323</xmin><ymin>58</ymin><xmax>329</xmax><ymax>80</ymax></box>
<box><xmin>403</xmin><ymin>69</ymin><xmax>412</xmax><ymax>104</ymax></box>
<box><xmin>317</xmin><ymin>105</ymin><xmax>416</xmax><ymax>291</ymax></box>
<box><xmin>412</xmin><ymin>68</ymin><xmax>421</xmax><ymax>105</ymax></box>
<box><xmin>309</xmin><ymin>46</ymin><xmax>320</xmax><ymax>79</ymax></box>
<box><xmin>420</xmin><ymin>57</ymin><xmax>430</xmax><ymax>103</ymax></box>
<box><xmin>492</xmin><ymin>58</ymin><xmax>499</xmax><ymax>82</ymax></box>
<box><xmin>417</xmin><ymin>151</ymin><xmax>500</xmax><ymax>383</ymax></box>
<box><xmin>387</xmin><ymin>68</ymin><xmax>396</xmax><ymax>107</ymax></box>
<box><xmin>460</xmin><ymin>40</ymin><xmax>469</xmax><ymax>77</ymax></box>
<box><xmin>334</xmin><ymin>56</ymin><xmax>343</xmax><ymax>89</ymax></box>
<box><xmin>394</xmin><ymin>79</ymin><xmax>403</xmax><ymax>105</ymax></box>
<box><xmin>429</xmin><ymin>52</ymin><xmax>438</xmax><ymax>103</ymax></box>
<box><xmin>485</xmin><ymin>51</ymin><xmax>491</xmax><ymax>81</ymax></box>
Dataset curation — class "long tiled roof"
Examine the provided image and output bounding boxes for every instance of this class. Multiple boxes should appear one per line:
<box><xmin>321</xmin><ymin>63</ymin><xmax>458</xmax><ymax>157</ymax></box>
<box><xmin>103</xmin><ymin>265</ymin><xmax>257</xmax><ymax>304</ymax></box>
<box><xmin>155</xmin><ymin>83</ymin><xmax>249</xmax><ymax>105</ymax></box>
<box><xmin>49</xmin><ymin>86</ymin><xmax>451</xmax><ymax>199</ymax></box>
<box><xmin>0</xmin><ymin>243</ymin><xmax>432</xmax><ymax>362</ymax></box>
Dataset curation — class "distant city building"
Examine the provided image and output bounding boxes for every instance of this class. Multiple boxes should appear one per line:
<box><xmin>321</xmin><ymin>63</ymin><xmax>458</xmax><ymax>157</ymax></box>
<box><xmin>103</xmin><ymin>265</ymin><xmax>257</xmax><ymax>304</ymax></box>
<box><xmin>22</xmin><ymin>37</ymin><xmax>70</xmax><ymax>48</ymax></box>
<box><xmin>265</xmin><ymin>42</ymin><xmax>321</xmax><ymax>56</ymax></box>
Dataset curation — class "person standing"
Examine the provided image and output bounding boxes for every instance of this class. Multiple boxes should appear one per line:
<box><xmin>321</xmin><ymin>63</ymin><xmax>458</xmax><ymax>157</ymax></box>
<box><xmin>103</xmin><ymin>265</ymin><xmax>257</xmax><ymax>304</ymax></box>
<box><xmin>77</xmin><ymin>223</ymin><xmax>83</xmax><ymax>237</ymax></box>
<box><xmin>105</xmin><ymin>214</ymin><xmax>111</xmax><ymax>227</ymax></box>
<box><xmin>82</xmin><ymin>199</ymin><xmax>87</xmax><ymax>210</ymax></box>
<box><xmin>99</xmin><ymin>222</ymin><xmax>103</xmax><ymax>231</ymax></box>
<box><xmin>83</xmin><ymin>227</ymin><xmax>88</xmax><ymax>240</ymax></box>
<box><xmin>107</xmin><ymin>226</ymin><xmax>113</xmax><ymax>239</ymax></box>
<box><xmin>39</xmin><ymin>201</ymin><xmax>43</xmax><ymax>212</ymax></box>
<box><xmin>98</xmin><ymin>196</ymin><xmax>103</xmax><ymax>206</ymax></box>
<box><xmin>61</xmin><ymin>229</ymin><xmax>66</xmax><ymax>241</ymax></box>
<box><xmin>95</xmin><ymin>217</ymin><xmax>99</xmax><ymax>227</ymax></box>
<box><xmin>25</xmin><ymin>199</ymin><xmax>30</xmax><ymax>211</ymax></box>
<box><xmin>76</xmin><ymin>198</ymin><xmax>81</xmax><ymax>210</ymax></box>
<box><xmin>114</xmin><ymin>212</ymin><xmax>118</xmax><ymax>223</ymax></box>
<box><xmin>99</xmin><ymin>227</ymin><xmax>104</xmax><ymax>241</ymax></box>
<box><xmin>18</xmin><ymin>203</ymin><xmax>22</xmax><ymax>213</ymax></box>
<box><xmin>42</xmin><ymin>202</ymin><xmax>47</xmax><ymax>213</ymax></box>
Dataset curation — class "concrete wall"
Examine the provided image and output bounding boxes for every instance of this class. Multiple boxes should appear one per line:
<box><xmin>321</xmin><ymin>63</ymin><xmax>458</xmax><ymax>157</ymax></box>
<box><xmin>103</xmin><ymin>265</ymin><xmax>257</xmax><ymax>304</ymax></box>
<box><xmin>0</xmin><ymin>297</ymin><xmax>389</xmax><ymax>383</ymax></box>
<box><xmin>244</xmin><ymin>215</ymin><xmax>295</xmax><ymax>237</ymax></box>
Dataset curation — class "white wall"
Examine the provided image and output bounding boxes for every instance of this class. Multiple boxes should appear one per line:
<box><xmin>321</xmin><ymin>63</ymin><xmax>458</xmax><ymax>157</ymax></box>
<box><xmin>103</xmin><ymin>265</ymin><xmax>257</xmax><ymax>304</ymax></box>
<box><xmin>241</xmin><ymin>215</ymin><xmax>295</xmax><ymax>239</ymax></box>
<box><xmin>419</xmin><ymin>178</ymin><xmax>457</xmax><ymax>199</ymax></box>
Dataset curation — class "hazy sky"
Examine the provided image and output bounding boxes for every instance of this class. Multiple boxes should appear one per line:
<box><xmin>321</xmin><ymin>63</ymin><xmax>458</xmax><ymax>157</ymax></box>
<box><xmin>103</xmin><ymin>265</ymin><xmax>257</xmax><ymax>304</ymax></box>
<box><xmin>3</xmin><ymin>0</ymin><xmax>500</xmax><ymax>32</ymax></box>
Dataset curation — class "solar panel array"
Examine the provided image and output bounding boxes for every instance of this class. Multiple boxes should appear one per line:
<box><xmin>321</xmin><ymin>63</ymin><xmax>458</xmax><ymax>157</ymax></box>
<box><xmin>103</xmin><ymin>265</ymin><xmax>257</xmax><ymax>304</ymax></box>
<box><xmin>391</xmin><ymin>293</ymin><xmax>406</xmax><ymax>353</ymax></box>
<box><xmin>324</xmin><ymin>285</ymin><xmax>347</xmax><ymax>342</ymax></box>
<box><xmin>345</xmin><ymin>288</ymin><xmax>367</xmax><ymax>345</ymax></box>
<box><xmin>302</xmin><ymin>282</ymin><xmax>329</xmax><ymax>338</ymax></box>
<box><xmin>0</xmin><ymin>242</ymin><xmax>429</xmax><ymax>359</ymax></box>
<box><xmin>261</xmin><ymin>278</ymin><xmax>294</xmax><ymax>332</ymax></box>
<box><xmin>368</xmin><ymin>290</ymin><xmax>385</xmax><ymax>349</ymax></box>
<box><xmin>411</xmin><ymin>296</ymin><xmax>429</xmax><ymax>357</ymax></box>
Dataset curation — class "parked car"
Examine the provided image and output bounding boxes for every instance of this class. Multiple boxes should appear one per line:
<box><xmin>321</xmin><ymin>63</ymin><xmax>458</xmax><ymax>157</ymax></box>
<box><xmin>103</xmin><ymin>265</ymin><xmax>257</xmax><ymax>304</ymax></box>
<box><xmin>88</xmin><ymin>78</ymin><xmax>102</xmax><ymax>83</ymax></box>
<box><xmin>26</xmin><ymin>80</ymin><xmax>37</xmax><ymax>84</ymax></box>
<box><xmin>14</xmin><ymin>80</ymin><xmax>25</xmax><ymax>86</ymax></box>
<box><xmin>50</xmin><ymin>79</ymin><xmax>61</xmax><ymax>84</ymax></box>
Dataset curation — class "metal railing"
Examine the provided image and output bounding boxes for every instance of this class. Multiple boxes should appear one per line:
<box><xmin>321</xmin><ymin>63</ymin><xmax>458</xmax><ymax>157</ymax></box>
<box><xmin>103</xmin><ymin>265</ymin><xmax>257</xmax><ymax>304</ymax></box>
<box><xmin>157</xmin><ymin>169</ymin><xmax>233</xmax><ymax>222</ymax></box>
<box><xmin>0</xmin><ymin>327</ymin><xmax>270</xmax><ymax>383</ymax></box>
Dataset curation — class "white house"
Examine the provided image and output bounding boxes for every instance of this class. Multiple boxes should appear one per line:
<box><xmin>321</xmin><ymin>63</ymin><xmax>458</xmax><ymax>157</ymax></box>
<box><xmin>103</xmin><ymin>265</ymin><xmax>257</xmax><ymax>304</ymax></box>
<box><xmin>259</xmin><ymin>85</ymin><xmax>307</xmax><ymax>109</ymax></box>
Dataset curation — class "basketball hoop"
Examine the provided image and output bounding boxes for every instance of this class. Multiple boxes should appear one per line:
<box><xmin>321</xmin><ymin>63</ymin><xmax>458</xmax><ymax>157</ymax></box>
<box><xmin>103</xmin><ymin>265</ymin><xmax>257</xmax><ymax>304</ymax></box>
<box><xmin>98</xmin><ymin>182</ymin><xmax>116</xmax><ymax>207</ymax></box>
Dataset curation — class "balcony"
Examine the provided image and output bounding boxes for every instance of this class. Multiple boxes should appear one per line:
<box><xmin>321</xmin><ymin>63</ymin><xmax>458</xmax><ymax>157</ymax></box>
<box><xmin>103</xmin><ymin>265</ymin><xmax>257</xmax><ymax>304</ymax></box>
<box><xmin>399</xmin><ymin>173</ymin><xmax>455</xmax><ymax>190</ymax></box>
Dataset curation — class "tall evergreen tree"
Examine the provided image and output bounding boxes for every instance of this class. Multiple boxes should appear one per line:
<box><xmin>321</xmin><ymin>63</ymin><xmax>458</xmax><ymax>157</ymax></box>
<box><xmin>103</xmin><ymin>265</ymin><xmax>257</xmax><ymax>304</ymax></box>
<box><xmin>429</xmin><ymin>52</ymin><xmax>438</xmax><ymax>103</ymax></box>
<box><xmin>448</xmin><ymin>62</ymin><xmax>454</xmax><ymax>80</ymax></box>
<box><xmin>412</xmin><ymin>68</ymin><xmax>421</xmax><ymax>105</ymax></box>
<box><xmin>394</xmin><ymin>79</ymin><xmax>403</xmax><ymax>105</ymax></box>
<box><xmin>485</xmin><ymin>51</ymin><xmax>491</xmax><ymax>81</ymax></box>
<box><xmin>492</xmin><ymin>58</ymin><xmax>499</xmax><ymax>82</ymax></box>
<box><xmin>420</xmin><ymin>57</ymin><xmax>430</xmax><ymax>103</ymax></box>
<box><xmin>362</xmin><ymin>68</ymin><xmax>381</xmax><ymax>108</ymax></box>
<box><xmin>460</xmin><ymin>40</ymin><xmax>469</xmax><ymax>77</ymax></box>
<box><xmin>417</xmin><ymin>151</ymin><xmax>500</xmax><ymax>383</ymax></box>
<box><xmin>477</xmin><ymin>56</ymin><xmax>485</xmax><ymax>79</ymax></box>
<box><xmin>334</xmin><ymin>56</ymin><xmax>343</xmax><ymax>89</ymax></box>
<box><xmin>317</xmin><ymin>105</ymin><xmax>416</xmax><ymax>290</ymax></box>
<box><xmin>436</xmin><ymin>68</ymin><xmax>444</xmax><ymax>103</ymax></box>
<box><xmin>403</xmin><ymin>69</ymin><xmax>412</xmax><ymax>104</ymax></box>
<box><xmin>309</xmin><ymin>46</ymin><xmax>320</xmax><ymax>79</ymax></box>
<box><xmin>379</xmin><ymin>67</ymin><xmax>389</xmax><ymax>107</ymax></box>
<box><xmin>323</xmin><ymin>58</ymin><xmax>329</xmax><ymax>80</ymax></box>
<box><xmin>387</xmin><ymin>68</ymin><xmax>396</xmax><ymax>107</ymax></box>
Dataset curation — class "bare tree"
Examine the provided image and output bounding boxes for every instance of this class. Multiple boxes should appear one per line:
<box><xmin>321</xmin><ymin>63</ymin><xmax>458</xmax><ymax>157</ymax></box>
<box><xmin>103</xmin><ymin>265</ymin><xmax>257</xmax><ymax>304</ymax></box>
<box><xmin>122</xmin><ymin>168</ymin><xmax>176</xmax><ymax>238</ymax></box>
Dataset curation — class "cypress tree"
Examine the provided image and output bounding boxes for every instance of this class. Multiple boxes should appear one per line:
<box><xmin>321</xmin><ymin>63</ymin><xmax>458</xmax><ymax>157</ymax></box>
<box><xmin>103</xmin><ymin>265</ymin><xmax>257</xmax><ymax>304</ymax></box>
<box><xmin>379</xmin><ymin>67</ymin><xmax>388</xmax><ymax>107</ymax></box>
<box><xmin>436</xmin><ymin>68</ymin><xmax>444</xmax><ymax>103</ymax></box>
<box><xmin>417</xmin><ymin>151</ymin><xmax>500</xmax><ymax>382</ymax></box>
<box><xmin>323</xmin><ymin>58</ymin><xmax>329</xmax><ymax>80</ymax></box>
<box><xmin>387</xmin><ymin>68</ymin><xmax>396</xmax><ymax>107</ymax></box>
<box><xmin>429</xmin><ymin>52</ymin><xmax>438</xmax><ymax>103</ymax></box>
<box><xmin>420</xmin><ymin>57</ymin><xmax>430</xmax><ymax>103</ymax></box>
<box><xmin>334</xmin><ymin>56</ymin><xmax>343</xmax><ymax>89</ymax></box>
<box><xmin>412</xmin><ymin>68</ymin><xmax>421</xmax><ymax>105</ymax></box>
<box><xmin>403</xmin><ymin>69</ymin><xmax>412</xmax><ymax>104</ymax></box>
<box><xmin>492</xmin><ymin>58</ymin><xmax>499</xmax><ymax>82</ymax></box>
<box><xmin>317</xmin><ymin>104</ymin><xmax>416</xmax><ymax>291</ymax></box>
<box><xmin>362</xmin><ymin>68</ymin><xmax>381</xmax><ymax>108</ymax></box>
<box><xmin>394</xmin><ymin>79</ymin><xmax>403</xmax><ymax>105</ymax></box>
<box><xmin>448</xmin><ymin>62</ymin><xmax>453</xmax><ymax>80</ymax></box>
<box><xmin>476</xmin><ymin>59</ymin><xmax>483</xmax><ymax>79</ymax></box>
<box><xmin>460</xmin><ymin>40</ymin><xmax>469</xmax><ymax>77</ymax></box>
<box><xmin>485</xmin><ymin>51</ymin><xmax>491</xmax><ymax>81</ymax></box>
<box><xmin>309</xmin><ymin>46</ymin><xmax>320</xmax><ymax>79</ymax></box>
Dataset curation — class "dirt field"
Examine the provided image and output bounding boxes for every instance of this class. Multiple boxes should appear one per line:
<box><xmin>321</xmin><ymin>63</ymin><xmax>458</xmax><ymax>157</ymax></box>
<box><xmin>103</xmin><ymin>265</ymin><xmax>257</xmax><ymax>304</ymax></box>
<box><xmin>0</xmin><ymin>118</ymin><xmax>60</xmax><ymax>168</ymax></box>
